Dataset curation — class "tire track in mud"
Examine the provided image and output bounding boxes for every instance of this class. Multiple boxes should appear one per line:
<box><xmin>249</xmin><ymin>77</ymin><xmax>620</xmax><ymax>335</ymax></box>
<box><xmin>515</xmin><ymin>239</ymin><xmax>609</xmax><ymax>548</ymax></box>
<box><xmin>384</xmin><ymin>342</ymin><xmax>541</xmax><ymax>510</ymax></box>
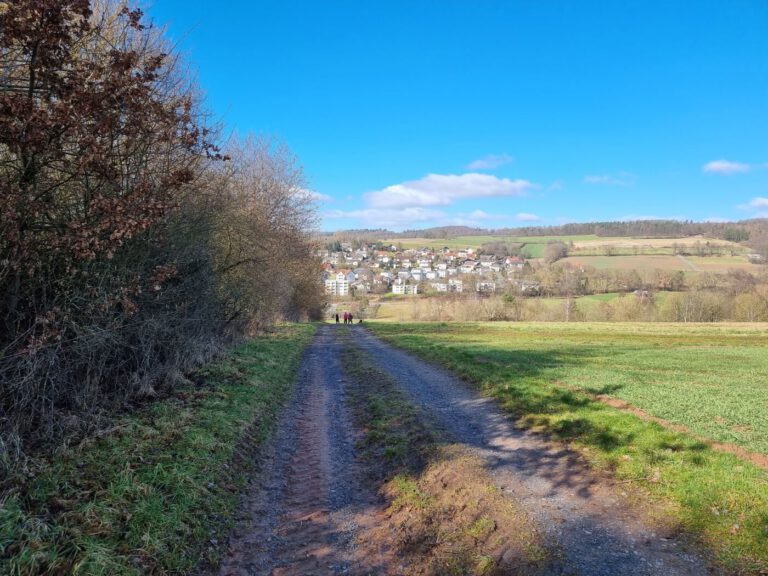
<box><xmin>215</xmin><ymin>326</ymin><xmax>387</xmax><ymax>576</ymax></box>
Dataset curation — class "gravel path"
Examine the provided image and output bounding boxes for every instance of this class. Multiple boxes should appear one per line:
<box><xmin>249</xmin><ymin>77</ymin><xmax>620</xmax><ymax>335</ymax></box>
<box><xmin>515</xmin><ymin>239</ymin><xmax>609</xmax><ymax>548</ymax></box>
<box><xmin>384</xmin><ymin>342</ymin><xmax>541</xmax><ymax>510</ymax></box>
<box><xmin>353</xmin><ymin>327</ymin><xmax>714</xmax><ymax>576</ymax></box>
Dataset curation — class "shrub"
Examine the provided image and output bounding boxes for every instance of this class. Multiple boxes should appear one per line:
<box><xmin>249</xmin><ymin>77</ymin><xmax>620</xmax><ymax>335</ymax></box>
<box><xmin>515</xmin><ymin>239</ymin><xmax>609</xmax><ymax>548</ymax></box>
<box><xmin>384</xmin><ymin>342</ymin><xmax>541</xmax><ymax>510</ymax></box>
<box><xmin>0</xmin><ymin>1</ymin><xmax>323</xmax><ymax>467</ymax></box>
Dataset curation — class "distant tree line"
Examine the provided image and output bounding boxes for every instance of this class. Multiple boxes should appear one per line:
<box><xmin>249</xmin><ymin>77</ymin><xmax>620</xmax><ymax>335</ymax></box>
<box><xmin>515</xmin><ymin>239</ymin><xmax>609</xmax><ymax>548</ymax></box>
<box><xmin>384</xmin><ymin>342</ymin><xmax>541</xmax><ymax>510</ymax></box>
<box><xmin>334</xmin><ymin>220</ymin><xmax>768</xmax><ymax>256</ymax></box>
<box><xmin>400</xmin><ymin>225</ymin><xmax>488</xmax><ymax>238</ymax></box>
<box><xmin>392</xmin><ymin>268</ymin><xmax>768</xmax><ymax>323</ymax></box>
<box><xmin>496</xmin><ymin>219</ymin><xmax>754</xmax><ymax>240</ymax></box>
<box><xmin>479</xmin><ymin>241</ymin><xmax>524</xmax><ymax>258</ymax></box>
<box><xmin>319</xmin><ymin>229</ymin><xmax>393</xmax><ymax>244</ymax></box>
<box><xmin>0</xmin><ymin>1</ymin><xmax>323</xmax><ymax>465</ymax></box>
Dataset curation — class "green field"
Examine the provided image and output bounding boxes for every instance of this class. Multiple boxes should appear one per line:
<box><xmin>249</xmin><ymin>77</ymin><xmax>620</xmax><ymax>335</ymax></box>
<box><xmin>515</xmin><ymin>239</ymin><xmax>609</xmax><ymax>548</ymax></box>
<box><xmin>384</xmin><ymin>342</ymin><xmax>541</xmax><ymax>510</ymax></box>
<box><xmin>383</xmin><ymin>234</ymin><xmax>748</xmax><ymax>264</ymax></box>
<box><xmin>370</xmin><ymin>321</ymin><xmax>768</xmax><ymax>453</ymax></box>
<box><xmin>580</xmin><ymin>292</ymin><xmax>621</xmax><ymax>302</ymax></box>
<box><xmin>383</xmin><ymin>234</ymin><xmax>615</xmax><ymax>259</ymax></box>
<box><xmin>368</xmin><ymin>321</ymin><xmax>768</xmax><ymax>572</ymax></box>
<box><xmin>560</xmin><ymin>254</ymin><xmax>755</xmax><ymax>273</ymax></box>
<box><xmin>383</xmin><ymin>234</ymin><xmax>604</xmax><ymax>253</ymax></box>
<box><xmin>688</xmin><ymin>255</ymin><xmax>757</xmax><ymax>272</ymax></box>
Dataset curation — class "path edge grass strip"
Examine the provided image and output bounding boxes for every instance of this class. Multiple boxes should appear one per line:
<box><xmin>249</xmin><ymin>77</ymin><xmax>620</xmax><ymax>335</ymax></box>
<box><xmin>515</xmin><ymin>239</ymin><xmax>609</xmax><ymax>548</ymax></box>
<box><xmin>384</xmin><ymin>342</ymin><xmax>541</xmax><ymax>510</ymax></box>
<box><xmin>340</xmin><ymin>329</ymin><xmax>557</xmax><ymax>575</ymax></box>
<box><xmin>0</xmin><ymin>323</ymin><xmax>316</xmax><ymax>576</ymax></box>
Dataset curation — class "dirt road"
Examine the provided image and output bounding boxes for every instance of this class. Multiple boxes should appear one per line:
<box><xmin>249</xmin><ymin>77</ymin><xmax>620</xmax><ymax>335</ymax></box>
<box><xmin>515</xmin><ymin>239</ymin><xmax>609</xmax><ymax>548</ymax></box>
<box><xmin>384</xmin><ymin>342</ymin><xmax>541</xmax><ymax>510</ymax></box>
<box><xmin>215</xmin><ymin>325</ymin><xmax>714</xmax><ymax>576</ymax></box>
<box><xmin>216</xmin><ymin>326</ymin><xmax>386</xmax><ymax>576</ymax></box>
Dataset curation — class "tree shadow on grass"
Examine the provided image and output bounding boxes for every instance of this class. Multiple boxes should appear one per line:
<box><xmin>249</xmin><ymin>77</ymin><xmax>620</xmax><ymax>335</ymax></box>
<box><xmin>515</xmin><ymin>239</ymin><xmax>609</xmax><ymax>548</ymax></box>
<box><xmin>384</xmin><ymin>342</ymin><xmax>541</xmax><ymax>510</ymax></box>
<box><xmin>352</xmin><ymin>327</ymin><xmax>732</xmax><ymax>574</ymax></box>
<box><xmin>360</xmin><ymin>330</ymin><xmax>720</xmax><ymax>503</ymax></box>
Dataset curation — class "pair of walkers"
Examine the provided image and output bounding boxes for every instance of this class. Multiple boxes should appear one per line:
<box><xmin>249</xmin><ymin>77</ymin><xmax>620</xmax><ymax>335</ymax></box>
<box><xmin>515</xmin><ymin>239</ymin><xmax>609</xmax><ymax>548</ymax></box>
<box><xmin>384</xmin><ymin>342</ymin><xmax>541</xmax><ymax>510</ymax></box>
<box><xmin>334</xmin><ymin>311</ymin><xmax>355</xmax><ymax>324</ymax></box>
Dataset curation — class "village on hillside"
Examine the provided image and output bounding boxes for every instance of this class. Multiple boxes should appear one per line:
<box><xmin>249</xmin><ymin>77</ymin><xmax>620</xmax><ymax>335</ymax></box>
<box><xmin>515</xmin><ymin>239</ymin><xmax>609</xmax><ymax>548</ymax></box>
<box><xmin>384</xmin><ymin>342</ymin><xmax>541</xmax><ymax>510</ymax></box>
<box><xmin>316</xmin><ymin>234</ymin><xmax>768</xmax><ymax>324</ymax></box>
<box><xmin>319</xmin><ymin>242</ymin><xmax>535</xmax><ymax>297</ymax></box>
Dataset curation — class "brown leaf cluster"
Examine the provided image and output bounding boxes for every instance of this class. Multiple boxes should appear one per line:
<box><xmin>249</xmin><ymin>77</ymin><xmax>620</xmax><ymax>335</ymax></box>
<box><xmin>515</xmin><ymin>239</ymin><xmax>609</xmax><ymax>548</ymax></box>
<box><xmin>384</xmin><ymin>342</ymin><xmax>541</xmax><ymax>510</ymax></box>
<box><xmin>0</xmin><ymin>2</ymin><xmax>323</xmax><ymax>462</ymax></box>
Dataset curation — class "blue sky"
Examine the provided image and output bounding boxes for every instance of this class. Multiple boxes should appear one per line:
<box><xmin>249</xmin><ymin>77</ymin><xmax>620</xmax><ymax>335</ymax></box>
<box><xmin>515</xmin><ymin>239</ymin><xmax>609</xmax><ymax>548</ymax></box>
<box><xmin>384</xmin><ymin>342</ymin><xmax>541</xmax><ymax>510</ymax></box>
<box><xmin>146</xmin><ymin>1</ymin><xmax>768</xmax><ymax>231</ymax></box>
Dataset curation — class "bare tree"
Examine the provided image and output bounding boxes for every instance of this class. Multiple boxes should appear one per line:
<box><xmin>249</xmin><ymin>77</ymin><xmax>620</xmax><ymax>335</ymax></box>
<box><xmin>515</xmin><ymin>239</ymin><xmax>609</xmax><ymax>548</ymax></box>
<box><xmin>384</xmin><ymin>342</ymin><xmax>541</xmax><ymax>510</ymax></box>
<box><xmin>211</xmin><ymin>136</ymin><xmax>323</xmax><ymax>330</ymax></box>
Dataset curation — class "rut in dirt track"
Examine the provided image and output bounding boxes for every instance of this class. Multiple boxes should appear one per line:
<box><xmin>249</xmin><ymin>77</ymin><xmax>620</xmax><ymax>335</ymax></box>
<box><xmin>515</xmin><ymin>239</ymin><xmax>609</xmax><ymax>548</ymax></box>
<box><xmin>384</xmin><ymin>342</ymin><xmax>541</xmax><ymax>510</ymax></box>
<box><xmin>216</xmin><ymin>326</ymin><xmax>385</xmax><ymax>576</ymax></box>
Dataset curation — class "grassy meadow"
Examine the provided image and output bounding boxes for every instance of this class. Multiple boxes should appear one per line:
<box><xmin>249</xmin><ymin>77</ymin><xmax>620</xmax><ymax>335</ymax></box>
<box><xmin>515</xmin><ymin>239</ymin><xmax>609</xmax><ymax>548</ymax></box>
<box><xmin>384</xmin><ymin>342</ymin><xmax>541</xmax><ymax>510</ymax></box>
<box><xmin>0</xmin><ymin>325</ymin><xmax>315</xmax><ymax>576</ymax></box>
<box><xmin>383</xmin><ymin>234</ymin><xmax>747</xmax><ymax>263</ymax></box>
<box><xmin>559</xmin><ymin>254</ymin><xmax>754</xmax><ymax>273</ymax></box>
<box><xmin>384</xmin><ymin>233</ymin><xmax>608</xmax><ymax>257</ymax></box>
<box><xmin>368</xmin><ymin>321</ymin><xmax>768</xmax><ymax>572</ymax></box>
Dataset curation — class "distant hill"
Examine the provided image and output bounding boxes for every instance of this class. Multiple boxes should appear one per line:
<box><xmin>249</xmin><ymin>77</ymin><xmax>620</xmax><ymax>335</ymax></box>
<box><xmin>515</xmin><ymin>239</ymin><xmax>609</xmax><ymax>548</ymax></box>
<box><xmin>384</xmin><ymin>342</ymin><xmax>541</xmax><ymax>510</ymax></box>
<box><xmin>321</xmin><ymin>219</ymin><xmax>768</xmax><ymax>254</ymax></box>
<box><xmin>317</xmin><ymin>228</ymin><xmax>395</xmax><ymax>240</ymax></box>
<box><xmin>401</xmin><ymin>219</ymin><xmax>767</xmax><ymax>241</ymax></box>
<box><xmin>399</xmin><ymin>225</ymin><xmax>490</xmax><ymax>238</ymax></box>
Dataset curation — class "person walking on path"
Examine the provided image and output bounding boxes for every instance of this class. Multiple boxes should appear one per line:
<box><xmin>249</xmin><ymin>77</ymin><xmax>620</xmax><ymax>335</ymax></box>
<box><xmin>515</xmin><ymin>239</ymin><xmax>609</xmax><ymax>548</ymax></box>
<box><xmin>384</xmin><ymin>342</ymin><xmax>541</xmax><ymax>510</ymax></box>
<box><xmin>348</xmin><ymin>312</ymin><xmax>354</xmax><ymax>324</ymax></box>
<box><xmin>335</xmin><ymin>313</ymin><xmax>339</xmax><ymax>324</ymax></box>
<box><xmin>343</xmin><ymin>311</ymin><xmax>348</xmax><ymax>324</ymax></box>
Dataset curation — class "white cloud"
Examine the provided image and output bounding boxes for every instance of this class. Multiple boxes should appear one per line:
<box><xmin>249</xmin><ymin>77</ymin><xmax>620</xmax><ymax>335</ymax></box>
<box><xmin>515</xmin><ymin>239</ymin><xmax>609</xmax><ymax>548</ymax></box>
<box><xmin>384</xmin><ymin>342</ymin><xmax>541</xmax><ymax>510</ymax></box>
<box><xmin>365</xmin><ymin>173</ymin><xmax>535</xmax><ymax>209</ymax></box>
<box><xmin>618</xmin><ymin>214</ymin><xmax>687</xmax><ymax>221</ymax></box>
<box><xmin>547</xmin><ymin>181</ymin><xmax>563</xmax><ymax>192</ymax></box>
<box><xmin>465</xmin><ymin>209</ymin><xmax>497</xmax><ymax>220</ymax></box>
<box><xmin>584</xmin><ymin>172</ymin><xmax>634</xmax><ymax>186</ymax></box>
<box><xmin>299</xmin><ymin>188</ymin><xmax>332</xmax><ymax>202</ymax></box>
<box><xmin>325</xmin><ymin>170</ymin><xmax>540</xmax><ymax>230</ymax></box>
<box><xmin>467</xmin><ymin>153</ymin><xmax>514</xmax><ymax>171</ymax></box>
<box><xmin>703</xmin><ymin>159</ymin><xmax>749</xmax><ymax>174</ymax></box>
<box><xmin>447</xmin><ymin>211</ymin><xmax>497</xmax><ymax>227</ymax></box>
<box><xmin>455</xmin><ymin>209</ymin><xmax>539</xmax><ymax>222</ymax></box>
<box><xmin>736</xmin><ymin>197</ymin><xmax>768</xmax><ymax>216</ymax></box>
<box><xmin>323</xmin><ymin>207</ymin><xmax>445</xmax><ymax>228</ymax></box>
<box><xmin>448</xmin><ymin>217</ymin><xmax>490</xmax><ymax>227</ymax></box>
<box><xmin>738</xmin><ymin>199</ymin><xmax>768</xmax><ymax>218</ymax></box>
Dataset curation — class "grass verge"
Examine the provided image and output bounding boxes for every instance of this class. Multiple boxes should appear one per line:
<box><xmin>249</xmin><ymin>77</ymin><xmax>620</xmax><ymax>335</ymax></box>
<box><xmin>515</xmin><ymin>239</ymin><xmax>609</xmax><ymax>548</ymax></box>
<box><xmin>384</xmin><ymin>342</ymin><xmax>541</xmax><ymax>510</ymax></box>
<box><xmin>341</xmin><ymin>333</ymin><xmax>555</xmax><ymax>575</ymax></box>
<box><xmin>0</xmin><ymin>324</ymin><xmax>315</xmax><ymax>576</ymax></box>
<box><xmin>367</xmin><ymin>322</ymin><xmax>768</xmax><ymax>574</ymax></box>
